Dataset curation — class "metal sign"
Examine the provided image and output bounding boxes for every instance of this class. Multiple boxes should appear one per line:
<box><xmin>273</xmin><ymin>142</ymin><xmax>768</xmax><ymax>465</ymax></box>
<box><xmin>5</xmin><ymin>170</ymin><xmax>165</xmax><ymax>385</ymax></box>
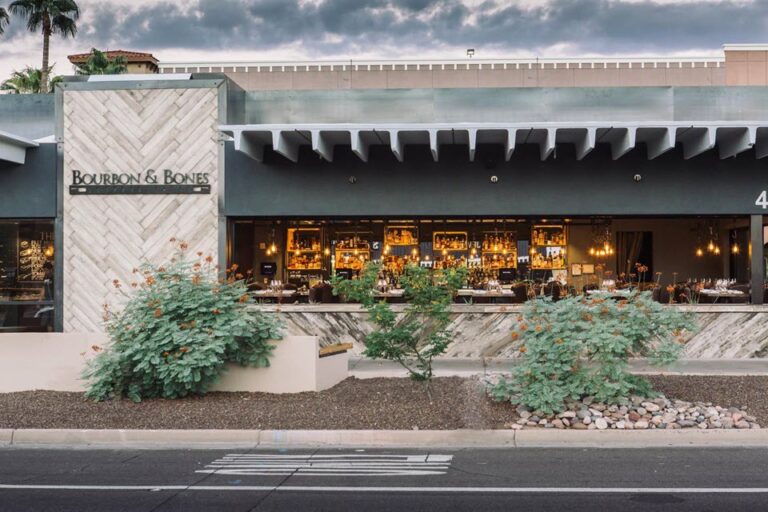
<box><xmin>68</xmin><ymin>169</ymin><xmax>211</xmax><ymax>195</ymax></box>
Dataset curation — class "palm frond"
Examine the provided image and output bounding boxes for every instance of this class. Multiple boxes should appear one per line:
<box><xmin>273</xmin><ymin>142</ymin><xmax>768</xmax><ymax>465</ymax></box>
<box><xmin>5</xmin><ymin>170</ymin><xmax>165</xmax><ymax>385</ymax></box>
<box><xmin>0</xmin><ymin>8</ymin><xmax>9</xmax><ymax>35</ymax></box>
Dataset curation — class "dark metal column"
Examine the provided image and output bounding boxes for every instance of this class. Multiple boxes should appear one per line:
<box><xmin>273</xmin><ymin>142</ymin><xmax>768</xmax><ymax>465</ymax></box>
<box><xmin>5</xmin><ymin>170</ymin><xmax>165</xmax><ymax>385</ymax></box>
<box><xmin>751</xmin><ymin>214</ymin><xmax>764</xmax><ymax>305</ymax></box>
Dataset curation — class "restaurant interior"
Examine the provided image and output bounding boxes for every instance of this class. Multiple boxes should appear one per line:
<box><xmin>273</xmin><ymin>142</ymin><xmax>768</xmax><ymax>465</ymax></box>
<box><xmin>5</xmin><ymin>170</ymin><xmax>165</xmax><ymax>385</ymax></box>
<box><xmin>228</xmin><ymin>216</ymin><xmax>758</xmax><ymax>304</ymax></box>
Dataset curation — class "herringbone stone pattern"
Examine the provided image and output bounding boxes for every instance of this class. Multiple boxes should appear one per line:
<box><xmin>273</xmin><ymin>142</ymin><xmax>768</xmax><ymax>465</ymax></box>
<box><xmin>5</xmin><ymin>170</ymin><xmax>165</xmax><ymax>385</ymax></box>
<box><xmin>62</xmin><ymin>87</ymin><xmax>220</xmax><ymax>333</ymax></box>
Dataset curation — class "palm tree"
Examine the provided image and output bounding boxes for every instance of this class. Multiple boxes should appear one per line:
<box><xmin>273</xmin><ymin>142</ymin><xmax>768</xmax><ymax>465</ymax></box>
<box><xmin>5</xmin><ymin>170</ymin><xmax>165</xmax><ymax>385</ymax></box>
<box><xmin>1</xmin><ymin>66</ymin><xmax>63</xmax><ymax>94</ymax></box>
<box><xmin>74</xmin><ymin>48</ymin><xmax>128</xmax><ymax>75</ymax></box>
<box><xmin>0</xmin><ymin>8</ymin><xmax>9</xmax><ymax>35</ymax></box>
<box><xmin>9</xmin><ymin>0</ymin><xmax>79</xmax><ymax>93</ymax></box>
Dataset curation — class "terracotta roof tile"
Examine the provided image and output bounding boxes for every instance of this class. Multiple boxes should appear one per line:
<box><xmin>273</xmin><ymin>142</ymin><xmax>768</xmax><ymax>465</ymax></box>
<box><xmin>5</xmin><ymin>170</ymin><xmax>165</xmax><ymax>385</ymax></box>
<box><xmin>67</xmin><ymin>50</ymin><xmax>159</xmax><ymax>64</ymax></box>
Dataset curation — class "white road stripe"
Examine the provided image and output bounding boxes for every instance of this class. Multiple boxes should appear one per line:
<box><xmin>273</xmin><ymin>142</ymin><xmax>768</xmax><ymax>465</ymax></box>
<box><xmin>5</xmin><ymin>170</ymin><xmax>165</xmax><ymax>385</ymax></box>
<box><xmin>197</xmin><ymin>453</ymin><xmax>454</xmax><ymax>477</ymax></box>
<box><xmin>206</xmin><ymin>463</ymin><xmax>451</xmax><ymax>468</ymax></box>
<box><xmin>1</xmin><ymin>484</ymin><xmax>768</xmax><ymax>494</ymax></box>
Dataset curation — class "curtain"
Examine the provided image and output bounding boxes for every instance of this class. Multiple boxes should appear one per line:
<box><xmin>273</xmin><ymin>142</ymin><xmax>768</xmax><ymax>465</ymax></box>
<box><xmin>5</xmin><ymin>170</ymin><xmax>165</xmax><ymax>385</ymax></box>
<box><xmin>616</xmin><ymin>231</ymin><xmax>645</xmax><ymax>277</ymax></box>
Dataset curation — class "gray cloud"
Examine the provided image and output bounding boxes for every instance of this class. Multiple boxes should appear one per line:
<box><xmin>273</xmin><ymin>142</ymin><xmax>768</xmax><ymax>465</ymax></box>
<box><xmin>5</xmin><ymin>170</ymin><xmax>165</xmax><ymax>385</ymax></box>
<box><xmin>4</xmin><ymin>0</ymin><xmax>766</xmax><ymax>56</ymax></box>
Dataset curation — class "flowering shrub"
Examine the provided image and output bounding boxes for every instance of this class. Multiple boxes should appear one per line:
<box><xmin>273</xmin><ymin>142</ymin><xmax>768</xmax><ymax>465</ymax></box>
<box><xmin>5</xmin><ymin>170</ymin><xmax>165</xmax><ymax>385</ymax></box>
<box><xmin>84</xmin><ymin>242</ymin><xmax>282</xmax><ymax>402</ymax></box>
<box><xmin>491</xmin><ymin>292</ymin><xmax>696</xmax><ymax>415</ymax></box>
<box><xmin>333</xmin><ymin>262</ymin><xmax>467</xmax><ymax>381</ymax></box>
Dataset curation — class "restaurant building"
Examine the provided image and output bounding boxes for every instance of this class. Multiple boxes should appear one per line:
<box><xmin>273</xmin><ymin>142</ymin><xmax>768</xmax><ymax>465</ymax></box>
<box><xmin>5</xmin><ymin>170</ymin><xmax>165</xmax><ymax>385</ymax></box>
<box><xmin>2</xmin><ymin>44</ymin><xmax>768</xmax><ymax>359</ymax></box>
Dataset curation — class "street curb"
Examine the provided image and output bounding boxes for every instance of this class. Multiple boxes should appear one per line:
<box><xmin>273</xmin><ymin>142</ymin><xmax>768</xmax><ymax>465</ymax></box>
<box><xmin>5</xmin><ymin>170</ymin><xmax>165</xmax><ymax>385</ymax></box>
<box><xmin>3</xmin><ymin>428</ymin><xmax>768</xmax><ymax>449</ymax></box>
<box><xmin>0</xmin><ymin>430</ymin><xmax>12</xmax><ymax>447</ymax></box>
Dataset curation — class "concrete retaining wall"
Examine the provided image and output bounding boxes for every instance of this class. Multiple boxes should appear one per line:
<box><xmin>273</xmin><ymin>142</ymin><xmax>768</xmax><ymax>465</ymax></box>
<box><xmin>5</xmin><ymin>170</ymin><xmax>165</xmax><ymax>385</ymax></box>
<box><xmin>0</xmin><ymin>334</ymin><xmax>347</xmax><ymax>394</ymax></box>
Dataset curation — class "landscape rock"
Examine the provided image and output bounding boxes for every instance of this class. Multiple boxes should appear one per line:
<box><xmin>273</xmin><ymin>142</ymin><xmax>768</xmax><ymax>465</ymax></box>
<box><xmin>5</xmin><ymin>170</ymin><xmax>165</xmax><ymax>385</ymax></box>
<box><xmin>508</xmin><ymin>393</ymin><xmax>759</xmax><ymax>431</ymax></box>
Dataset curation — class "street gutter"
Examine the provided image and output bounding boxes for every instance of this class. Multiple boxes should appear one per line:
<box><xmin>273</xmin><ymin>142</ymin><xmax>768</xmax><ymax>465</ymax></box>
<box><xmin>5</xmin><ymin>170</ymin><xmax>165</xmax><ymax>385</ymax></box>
<box><xmin>1</xmin><ymin>428</ymin><xmax>767</xmax><ymax>449</ymax></box>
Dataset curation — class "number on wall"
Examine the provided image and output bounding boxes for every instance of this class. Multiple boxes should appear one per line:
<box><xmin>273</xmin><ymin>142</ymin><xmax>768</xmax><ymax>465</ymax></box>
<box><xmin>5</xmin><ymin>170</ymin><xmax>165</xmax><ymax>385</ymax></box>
<box><xmin>756</xmin><ymin>191</ymin><xmax>768</xmax><ymax>209</ymax></box>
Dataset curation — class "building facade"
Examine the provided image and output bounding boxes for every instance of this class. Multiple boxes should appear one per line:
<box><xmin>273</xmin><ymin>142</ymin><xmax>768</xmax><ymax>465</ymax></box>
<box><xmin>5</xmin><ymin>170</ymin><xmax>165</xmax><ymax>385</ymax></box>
<box><xmin>1</xmin><ymin>46</ymin><xmax>768</xmax><ymax>360</ymax></box>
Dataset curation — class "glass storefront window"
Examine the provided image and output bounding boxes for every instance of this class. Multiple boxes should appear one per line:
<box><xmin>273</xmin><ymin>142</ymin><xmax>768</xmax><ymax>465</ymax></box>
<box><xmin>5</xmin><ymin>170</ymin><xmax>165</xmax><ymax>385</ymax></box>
<box><xmin>0</xmin><ymin>220</ymin><xmax>55</xmax><ymax>332</ymax></box>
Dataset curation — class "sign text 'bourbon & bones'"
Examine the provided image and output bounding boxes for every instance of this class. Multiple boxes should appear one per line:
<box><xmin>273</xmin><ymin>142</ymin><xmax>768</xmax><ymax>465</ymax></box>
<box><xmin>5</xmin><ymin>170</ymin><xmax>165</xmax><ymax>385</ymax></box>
<box><xmin>69</xmin><ymin>169</ymin><xmax>211</xmax><ymax>195</ymax></box>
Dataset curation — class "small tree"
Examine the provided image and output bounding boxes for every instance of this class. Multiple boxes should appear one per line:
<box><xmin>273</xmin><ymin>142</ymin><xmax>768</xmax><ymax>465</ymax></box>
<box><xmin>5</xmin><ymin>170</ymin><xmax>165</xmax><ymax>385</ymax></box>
<box><xmin>1</xmin><ymin>66</ymin><xmax>63</xmax><ymax>93</ymax></box>
<box><xmin>83</xmin><ymin>241</ymin><xmax>282</xmax><ymax>402</ymax></box>
<box><xmin>333</xmin><ymin>262</ymin><xmax>467</xmax><ymax>381</ymax></box>
<box><xmin>74</xmin><ymin>48</ymin><xmax>128</xmax><ymax>75</ymax></box>
<box><xmin>491</xmin><ymin>292</ymin><xmax>696</xmax><ymax>415</ymax></box>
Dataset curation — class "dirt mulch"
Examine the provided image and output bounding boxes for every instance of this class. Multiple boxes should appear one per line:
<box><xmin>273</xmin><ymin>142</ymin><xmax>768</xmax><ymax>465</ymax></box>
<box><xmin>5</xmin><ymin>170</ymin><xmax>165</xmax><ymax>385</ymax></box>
<box><xmin>0</xmin><ymin>375</ymin><xmax>765</xmax><ymax>430</ymax></box>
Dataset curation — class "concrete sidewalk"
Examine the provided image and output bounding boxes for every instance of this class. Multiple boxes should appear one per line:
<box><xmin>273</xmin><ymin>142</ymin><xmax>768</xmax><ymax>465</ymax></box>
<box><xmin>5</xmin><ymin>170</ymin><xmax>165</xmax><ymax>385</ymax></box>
<box><xmin>349</xmin><ymin>357</ymin><xmax>768</xmax><ymax>378</ymax></box>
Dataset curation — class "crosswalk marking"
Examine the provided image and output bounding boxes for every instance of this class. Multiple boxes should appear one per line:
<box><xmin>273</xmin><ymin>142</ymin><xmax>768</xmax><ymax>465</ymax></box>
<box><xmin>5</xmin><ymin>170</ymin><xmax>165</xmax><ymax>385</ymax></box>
<box><xmin>195</xmin><ymin>453</ymin><xmax>454</xmax><ymax>477</ymax></box>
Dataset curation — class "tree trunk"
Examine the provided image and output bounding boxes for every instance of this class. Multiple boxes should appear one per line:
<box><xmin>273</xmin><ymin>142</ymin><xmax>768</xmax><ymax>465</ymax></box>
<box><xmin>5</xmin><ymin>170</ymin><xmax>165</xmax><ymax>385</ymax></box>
<box><xmin>41</xmin><ymin>18</ymin><xmax>51</xmax><ymax>94</ymax></box>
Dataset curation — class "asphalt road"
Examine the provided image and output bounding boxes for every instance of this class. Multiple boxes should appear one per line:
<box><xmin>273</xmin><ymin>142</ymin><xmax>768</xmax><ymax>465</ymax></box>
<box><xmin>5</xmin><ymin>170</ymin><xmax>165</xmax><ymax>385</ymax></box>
<box><xmin>0</xmin><ymin>447</ymin><xmax>767</xmax><ymax>511</ymax></box>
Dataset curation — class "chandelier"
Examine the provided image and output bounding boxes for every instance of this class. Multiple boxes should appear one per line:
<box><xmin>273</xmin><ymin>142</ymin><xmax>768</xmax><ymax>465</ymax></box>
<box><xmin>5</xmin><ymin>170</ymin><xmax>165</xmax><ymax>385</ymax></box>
<box><xmin>588</xmin><ymin>220</ymin><xmax>614</xmax><ymax>259</ymax></box>
<box><xmin>695</xmin><ymin>221</ymin><xmax>721</xmax><ymax>257</ymax></box>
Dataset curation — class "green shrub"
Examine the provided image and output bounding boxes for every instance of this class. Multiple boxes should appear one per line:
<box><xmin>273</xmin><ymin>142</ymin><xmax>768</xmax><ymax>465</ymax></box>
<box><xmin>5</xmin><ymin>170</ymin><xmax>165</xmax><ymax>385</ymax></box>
<box><xmin>491</xmin><ymin>292</ymin><xmax>696</xmax><ymax>415</ymax></box>
<box><xmin>83</xmin><ymin>244</ymin><xmax>282</xmax><ymax>402</ymax></box>
<box><xmin>333</xmin><ymin>262</ymin><xmax>467</xmax><ymax>381</ymax></box>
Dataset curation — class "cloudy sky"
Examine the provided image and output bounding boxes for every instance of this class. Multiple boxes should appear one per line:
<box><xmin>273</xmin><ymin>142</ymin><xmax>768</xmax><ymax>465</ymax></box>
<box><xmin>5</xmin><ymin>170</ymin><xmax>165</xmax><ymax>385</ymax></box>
<box><xmin>0</xmin><ymin>0</ymin><xmax>765</xmax><ymax>77</ymax></box>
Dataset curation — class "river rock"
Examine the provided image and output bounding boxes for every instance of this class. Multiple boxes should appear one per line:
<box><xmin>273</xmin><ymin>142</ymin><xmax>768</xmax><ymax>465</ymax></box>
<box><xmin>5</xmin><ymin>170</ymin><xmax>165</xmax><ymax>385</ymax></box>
<box><xmin>642</xmin><ymin>402</ymin><xmax>660</xmax><ymax>412</ymax></box>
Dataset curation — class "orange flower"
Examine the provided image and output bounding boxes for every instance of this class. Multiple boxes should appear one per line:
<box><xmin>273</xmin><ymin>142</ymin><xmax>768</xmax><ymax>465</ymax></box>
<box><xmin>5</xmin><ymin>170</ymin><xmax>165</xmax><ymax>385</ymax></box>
<box><xmin>231</xmin><ymin>263</ymin><xmax>239</xmax><ymax>271</ymax></box>
<box><xmin>154</xmin><ymin>308</ymin><xmax>162</xmax><ymax>318</ymax></box>
<box><xmin>197</xmin><ymin>251</ymin><xmax>203</xmax><ymax>257</ymax></box>
<box><xmin>179</xmin><ymin>346</ymin><xmax>189</xmax><ymax>353</ymax></box>
<box><xmin>535</xmin><ymin>325</ymin><xmax>543</xmax><ymax>332</ymax></box>
<box><xmin>239</xmin><ymin>294</ymin><xmax>250</xmax><ymax>303</ymax></box>
<box><xmin>180</xmin><ymin>241</ymin><xmax>189</xmax><ymax>251</ymax></box>
<box><xmin>519</xmin><ymin>346</ymin><xmax>527</xmax><ymax>353</ymax></box>
<box><xmin>112</xmin><ymin>279</ymin><xmax>121</xmax><ymax>289</ymax></box>
<box><xmin>212</xmin><ymin>309</ymin><xmax>221</xmax><ymax>315</ymax></box>
<box><xmin>205</xmin><ymin>255</ymin><xmax>213</xmax><ymax>263</ymax></box>
<box><xmin>235</xmin><ymin>273</ymin><xmax>244</xmax><ymax>280</ymax></box>
<box><xmin>582</xmin><ymin>313</ymin><xmax>593</xmax><ymax>322</ymax></box>
<box><xmin>158</xmin><ymin>267</ymin><xmax>166</xmax><ymax>273</ymax></box>
<box><xmin>131</xmin><ymin>282</ymin><xmax>138</xmax><ymax>288</ymax></box>
<box><xmin>519</xmin><ymin>323</ymin><xmax>528</xmax><ymax>331</ymax></box>
<box><xmin>91</xmin><ymin>345</ymin><xmax>102</xmax><ymax>353</ymax></box>
<box><xmin>169</xmin><ymin>237</ymin><xmax>177</xmax><ymax>243</ymax></box>
<box><xmin>555</xmin><ymin>338</ymin><xmax>564</xmax><ymax>344</ymax></box>
<box><xmin>191</xmin><ymin>275</ymin><xmax>201</xmax><ymax>285</ymax></box>
<box><xmin>511</xmin><ymin>332</ymin><xmax>520</xmax><ymax>341</ymax></box>
<box><xmin>146</xmin><ymin>276</ymin><xmax>156</xmax><ymax>286</ymax></box>
<box><xmin>163</xmin><ymin>351</ymin><xmax>170</xmax><ymax>357</ymax></box>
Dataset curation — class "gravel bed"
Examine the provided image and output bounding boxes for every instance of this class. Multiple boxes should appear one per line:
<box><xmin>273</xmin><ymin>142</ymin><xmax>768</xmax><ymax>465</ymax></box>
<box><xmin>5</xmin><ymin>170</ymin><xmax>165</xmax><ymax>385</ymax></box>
<box><xmin>0</xmin><ymin>375</ymin><xmax>764</xmax><ymax>430</ymax></box>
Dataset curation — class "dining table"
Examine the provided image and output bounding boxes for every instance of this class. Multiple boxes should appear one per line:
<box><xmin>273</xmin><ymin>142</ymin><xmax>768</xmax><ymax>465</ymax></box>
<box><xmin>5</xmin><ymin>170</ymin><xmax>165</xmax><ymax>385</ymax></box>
<box><xmin>697</xmin><ymin>288</ymin><xmax>749</xmax><ymax>304</ymax></box>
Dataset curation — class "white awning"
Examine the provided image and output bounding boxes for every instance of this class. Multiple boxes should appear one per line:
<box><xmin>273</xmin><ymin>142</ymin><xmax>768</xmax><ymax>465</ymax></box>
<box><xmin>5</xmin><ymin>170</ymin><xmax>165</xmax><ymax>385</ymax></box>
<box><xmin>0</xmin><ymin>130</ymin><xmax>39</xmax><ymax>165</ymax></box>
<box><xmin>220</xmin><ymin>122</ymin><xmax>768</xmax><ymax>163</ymax></box>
